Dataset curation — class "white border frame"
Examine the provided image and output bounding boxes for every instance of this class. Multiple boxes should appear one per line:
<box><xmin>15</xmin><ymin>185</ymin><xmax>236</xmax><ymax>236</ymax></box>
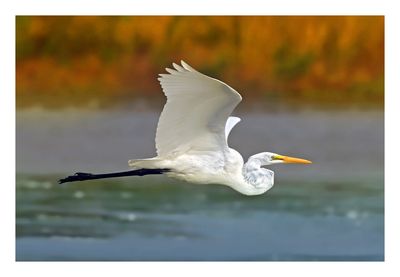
<box><xmin>3</xmin><ymin>1</ymin><xmax>399</xmax><ymax>276</ymax></box>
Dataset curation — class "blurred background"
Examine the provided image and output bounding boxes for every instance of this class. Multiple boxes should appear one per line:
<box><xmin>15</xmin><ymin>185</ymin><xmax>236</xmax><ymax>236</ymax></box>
<box><xmin>16</xmin><ymin>16</ymin><xmax>384</xmax><ymax>261</ymax></box>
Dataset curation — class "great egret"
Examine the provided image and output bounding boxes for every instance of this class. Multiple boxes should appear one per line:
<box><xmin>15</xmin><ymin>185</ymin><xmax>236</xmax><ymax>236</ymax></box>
<box><xmin>59</xmin><ymin>61</ymin><xmax>311</xmax><ymax>195</ymax></box>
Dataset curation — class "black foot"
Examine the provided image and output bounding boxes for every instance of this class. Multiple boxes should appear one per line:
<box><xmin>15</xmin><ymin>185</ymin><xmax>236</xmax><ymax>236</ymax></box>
<box><xmin>58</xmin><ymin>172</ymin><xmax>93</xmax><ymax>184</ymax></box>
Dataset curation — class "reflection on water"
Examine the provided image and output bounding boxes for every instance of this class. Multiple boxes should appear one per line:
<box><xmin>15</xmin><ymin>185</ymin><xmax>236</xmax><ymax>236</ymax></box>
<box><xmin>16</xmin><ymin>108</ymin><xmax>384</xmax><ymax>261</ymax></box>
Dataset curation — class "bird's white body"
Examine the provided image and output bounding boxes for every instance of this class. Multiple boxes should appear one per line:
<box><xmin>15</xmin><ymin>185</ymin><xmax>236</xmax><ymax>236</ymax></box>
<box><xmin>129</xmin><ymin>61</ymin><xmax>311</xmax><ymax>196</ymax></box>
<box><xmin>135</xmin><ymin>148</ymin><xmax>273</xmax><ymax>196</ymax></box>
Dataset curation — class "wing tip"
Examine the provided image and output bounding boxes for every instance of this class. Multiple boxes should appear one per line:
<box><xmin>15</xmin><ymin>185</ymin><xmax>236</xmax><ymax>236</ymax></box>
<box><xmin>173</xmin><ymin>62</ymin><xmax>185</xmax><ymax>72</ymax></box>
<box><xmin>232</xmin><ymin>116</ymin><xmax>241</xmax><ymax>123</ymax></box>
<box><xmin>180</xmin><ymin>60</ymin><xmax>197</xmax><ymax>72</ymax></box>
<box><xmin>161</xmin><ymin>60</ymin><xmax>198</xmax><ymax>75</ymax></box>
<box><xmin>225</xmin><ymin>116</ymin><xmax>242</xmax><ymax>141</ymax></box>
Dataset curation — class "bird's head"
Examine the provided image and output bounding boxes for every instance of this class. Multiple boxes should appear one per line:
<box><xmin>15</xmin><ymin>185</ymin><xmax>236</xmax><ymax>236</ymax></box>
<box><xmin>250</xmin><ymin>152</ymin><xmax>312</xmax><ymax>166</ymax></box>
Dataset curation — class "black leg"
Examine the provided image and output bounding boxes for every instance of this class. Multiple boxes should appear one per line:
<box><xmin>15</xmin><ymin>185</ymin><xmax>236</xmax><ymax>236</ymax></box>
<box><xmin>58</xmin><ymin>168</ymin><xmax>170</xmax><ymax>184</ymax></box>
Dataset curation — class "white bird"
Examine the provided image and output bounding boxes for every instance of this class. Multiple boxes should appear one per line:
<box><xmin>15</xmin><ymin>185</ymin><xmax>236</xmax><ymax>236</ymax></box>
<box><xmin>59</xmin><ymin>61</ymin><xmax>311</xmax><ymax>196</ymax></box>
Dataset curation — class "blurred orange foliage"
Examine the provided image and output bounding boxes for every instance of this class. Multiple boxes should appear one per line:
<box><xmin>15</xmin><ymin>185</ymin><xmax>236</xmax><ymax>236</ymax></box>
<box><xmin>16</xmin><ymin>16</ymin><xmax>384</xmax><ymax>108</ymax></box>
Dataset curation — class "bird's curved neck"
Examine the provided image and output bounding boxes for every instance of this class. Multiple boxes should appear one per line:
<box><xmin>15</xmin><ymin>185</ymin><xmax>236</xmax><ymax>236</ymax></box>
<box><xmin>241</xmin><ymin>156</ymin><xmax>274</xmax><ymax>194</ymax></box>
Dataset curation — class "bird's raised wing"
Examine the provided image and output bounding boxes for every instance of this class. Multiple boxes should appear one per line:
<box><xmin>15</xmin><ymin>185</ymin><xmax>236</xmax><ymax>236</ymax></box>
<box><xmin>156</xmin><ymin>61</ymin><xmax>242</xmax><ymax>157</ymax></box>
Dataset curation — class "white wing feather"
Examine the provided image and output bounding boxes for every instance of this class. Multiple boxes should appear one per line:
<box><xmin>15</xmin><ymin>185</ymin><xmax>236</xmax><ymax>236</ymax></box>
<box><xmin>156</xmin><ymin>60</ymin><xmax>242</xmax><ymax>157</ymax></box>
<box><xmin>225</xmin><ymin>116</ymin><xmax>241</xmax><ymax>142</ymax></box>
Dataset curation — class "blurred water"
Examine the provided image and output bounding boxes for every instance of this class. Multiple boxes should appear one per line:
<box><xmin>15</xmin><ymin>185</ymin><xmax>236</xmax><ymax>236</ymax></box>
<box><xmin>16</xmin><ymin>108</ymin><xmax>384</xmax><ymax>261</ymax></box>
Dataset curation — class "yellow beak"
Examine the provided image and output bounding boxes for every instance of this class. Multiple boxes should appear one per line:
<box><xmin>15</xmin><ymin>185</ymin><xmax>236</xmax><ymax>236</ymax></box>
<box><xmin>275</xmin><ymin>155</ymin><xmax>312</xmax><ymax>164</ymax></box>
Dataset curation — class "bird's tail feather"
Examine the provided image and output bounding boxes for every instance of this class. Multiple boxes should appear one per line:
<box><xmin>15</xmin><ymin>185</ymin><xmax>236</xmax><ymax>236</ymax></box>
<box><xmin>128</xmin><ymin>157</ymin><xmax>166</xmax><ymax>169</ymax></box>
